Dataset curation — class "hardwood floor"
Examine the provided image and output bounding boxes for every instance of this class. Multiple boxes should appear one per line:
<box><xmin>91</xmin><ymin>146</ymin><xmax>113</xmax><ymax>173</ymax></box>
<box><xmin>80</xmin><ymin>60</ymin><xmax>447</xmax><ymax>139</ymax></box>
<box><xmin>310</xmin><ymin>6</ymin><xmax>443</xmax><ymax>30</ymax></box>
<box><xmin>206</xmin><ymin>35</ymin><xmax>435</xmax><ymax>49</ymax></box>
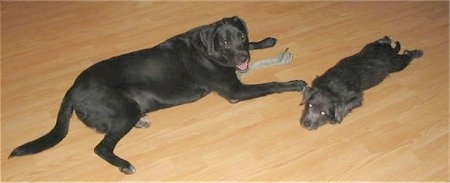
<box><xmin>1</xmin><ymin>1</ymin><xmax>448</xmax><ymax>181</ymax></box>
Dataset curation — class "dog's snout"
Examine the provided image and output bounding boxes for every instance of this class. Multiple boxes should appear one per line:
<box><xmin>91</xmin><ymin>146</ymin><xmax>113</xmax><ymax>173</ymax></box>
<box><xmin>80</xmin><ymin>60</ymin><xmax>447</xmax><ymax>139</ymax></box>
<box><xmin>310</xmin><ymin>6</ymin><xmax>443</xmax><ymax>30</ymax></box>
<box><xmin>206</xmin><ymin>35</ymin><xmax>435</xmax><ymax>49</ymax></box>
<box><xmin>300</xmin><ymin>115</ymin><xmax>320</xmax><ymax>130</ymax></box>
<box><xmin>301</xmin><ymin>120</ymin><xmax>312</xmax><ymax>129</ymax></box>
<box><xmin>237</xmin><ymin>54</ymin><xmax>249</xmax><ymax>63</ymax></box>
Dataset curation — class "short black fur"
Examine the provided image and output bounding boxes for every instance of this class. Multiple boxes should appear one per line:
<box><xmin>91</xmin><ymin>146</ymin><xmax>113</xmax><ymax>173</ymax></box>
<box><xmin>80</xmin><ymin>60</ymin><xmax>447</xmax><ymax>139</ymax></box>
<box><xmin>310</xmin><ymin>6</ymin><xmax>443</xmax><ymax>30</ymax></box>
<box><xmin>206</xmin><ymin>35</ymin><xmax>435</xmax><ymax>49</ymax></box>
<box><xmin>300</xmin><ymin>36</ymin><xmax>423</xmax><ymax>130</ymax></box>
<box><xmin>10</xmin><ymin>16</ymin><xmax>306</xmax><ymax>174</ymax></box>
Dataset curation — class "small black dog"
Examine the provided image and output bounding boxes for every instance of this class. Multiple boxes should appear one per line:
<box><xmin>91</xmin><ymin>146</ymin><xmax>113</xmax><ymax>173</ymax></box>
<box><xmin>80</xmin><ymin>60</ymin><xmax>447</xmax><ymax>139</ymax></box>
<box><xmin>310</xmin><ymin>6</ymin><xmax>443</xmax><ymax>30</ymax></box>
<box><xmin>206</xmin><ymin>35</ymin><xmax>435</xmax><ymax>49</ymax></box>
<box><xmin>300</xmin><ymin>36</ymin><xmax>423</xmax><ymax>130</ymax></box>
<box><xmin>9</xmin><ymin>16</ymin><xmax>306</xmax><ymax>174</ymax></box>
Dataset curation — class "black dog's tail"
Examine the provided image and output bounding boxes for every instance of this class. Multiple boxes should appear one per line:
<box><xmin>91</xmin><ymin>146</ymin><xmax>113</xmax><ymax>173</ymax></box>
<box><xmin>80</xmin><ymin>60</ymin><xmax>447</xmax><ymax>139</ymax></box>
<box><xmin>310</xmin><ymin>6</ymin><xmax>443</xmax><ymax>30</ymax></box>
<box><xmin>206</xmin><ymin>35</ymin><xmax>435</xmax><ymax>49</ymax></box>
<box><xmin>9</xmin><ymin>89</ymin><xmax>74</xmax><ymax>158</ymax></box>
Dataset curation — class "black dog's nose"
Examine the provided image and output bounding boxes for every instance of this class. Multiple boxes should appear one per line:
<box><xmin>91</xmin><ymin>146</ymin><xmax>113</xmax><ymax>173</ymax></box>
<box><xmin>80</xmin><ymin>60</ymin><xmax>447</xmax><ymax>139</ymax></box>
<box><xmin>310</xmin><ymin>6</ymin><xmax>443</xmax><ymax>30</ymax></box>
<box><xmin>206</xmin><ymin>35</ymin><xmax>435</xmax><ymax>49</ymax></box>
<box><xmin>237</xmin><ymin>54</ymin><xmax>249</xmax><ymax>62</ymax></box>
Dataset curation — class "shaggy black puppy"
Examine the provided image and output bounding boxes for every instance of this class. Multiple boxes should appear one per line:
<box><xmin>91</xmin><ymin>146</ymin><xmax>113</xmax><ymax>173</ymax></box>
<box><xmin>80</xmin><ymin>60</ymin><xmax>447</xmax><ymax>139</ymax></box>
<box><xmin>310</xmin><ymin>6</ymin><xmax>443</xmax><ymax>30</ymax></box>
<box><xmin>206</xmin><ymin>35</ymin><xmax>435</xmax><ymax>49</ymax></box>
<box><xmin>9</xmin><ymin>16</ymin><xmax>306</xmax><ymax>174</ymax></box>
<box><xmin>300</xmin><ymin>36</ymin><xmax>423</xmax><ymax>130</ymax></box>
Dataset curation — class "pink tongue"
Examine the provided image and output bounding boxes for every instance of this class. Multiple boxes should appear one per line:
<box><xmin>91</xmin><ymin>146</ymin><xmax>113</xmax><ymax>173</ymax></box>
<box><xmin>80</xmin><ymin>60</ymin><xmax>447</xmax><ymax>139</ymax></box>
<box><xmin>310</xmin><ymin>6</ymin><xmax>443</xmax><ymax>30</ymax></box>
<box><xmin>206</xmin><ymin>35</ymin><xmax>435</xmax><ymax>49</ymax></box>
<box><xmin>237</xmin><ymin>61</ymin><xmax>249</xmax><ymax>71</ymax></box>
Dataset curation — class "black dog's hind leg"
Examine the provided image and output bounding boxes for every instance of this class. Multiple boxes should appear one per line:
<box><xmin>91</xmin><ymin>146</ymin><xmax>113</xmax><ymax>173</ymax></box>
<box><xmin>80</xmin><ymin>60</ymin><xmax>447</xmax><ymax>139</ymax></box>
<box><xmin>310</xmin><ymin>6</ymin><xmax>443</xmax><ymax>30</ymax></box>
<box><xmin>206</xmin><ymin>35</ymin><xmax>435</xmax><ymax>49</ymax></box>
<box><xmin>389</xmin><ymin>49</ymin><xmax>423</xmax><ymax>73</ymax></box>
<box><xmin>95</xmin><ymin>119</ymin><xmax>138</xmax><ymax>175</ymax></box>
<box><xmin>92</xmin><ymin>98</ymin><xmax>141</xmax><ymax>174</ymax></box>
<box><xmin>249</xmin><ymin>37</ymin><xmax>277</xmax><ymax>50</ymax></box>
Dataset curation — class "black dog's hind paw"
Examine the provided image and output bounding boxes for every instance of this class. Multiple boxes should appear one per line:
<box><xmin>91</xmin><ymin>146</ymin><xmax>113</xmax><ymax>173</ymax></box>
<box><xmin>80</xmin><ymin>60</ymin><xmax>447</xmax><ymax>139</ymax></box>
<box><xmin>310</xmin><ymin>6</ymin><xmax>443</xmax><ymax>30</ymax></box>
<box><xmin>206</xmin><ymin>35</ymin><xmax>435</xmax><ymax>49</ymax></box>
<box><xmin>135</xmin><ymin>118</ymin><xmax>151</xmax><ymax>128</ymax></box>
<box><xmin>404</xmin><ymin>49</ymin><xmax>424</xmax><ymax>58</ymax></box>
<box><xmin>120</xmin><ymin>164</ymin><xmax>136</xmax><ymax>175</ymax></box>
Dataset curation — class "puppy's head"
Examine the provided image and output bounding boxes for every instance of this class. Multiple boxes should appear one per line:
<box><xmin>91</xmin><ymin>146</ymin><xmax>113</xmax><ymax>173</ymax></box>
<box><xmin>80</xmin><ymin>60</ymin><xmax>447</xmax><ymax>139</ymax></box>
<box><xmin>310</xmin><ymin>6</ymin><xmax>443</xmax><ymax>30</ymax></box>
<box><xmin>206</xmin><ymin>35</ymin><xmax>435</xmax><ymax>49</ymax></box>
<box><xmin>198</xmin><ymin>16</ymin><xmax>251</xmax><ymax>71</ymax></box>
<box><xmin>300</xmin><ymin>87</ymin><xmax>342</xmax><ymax>130</ymax></box>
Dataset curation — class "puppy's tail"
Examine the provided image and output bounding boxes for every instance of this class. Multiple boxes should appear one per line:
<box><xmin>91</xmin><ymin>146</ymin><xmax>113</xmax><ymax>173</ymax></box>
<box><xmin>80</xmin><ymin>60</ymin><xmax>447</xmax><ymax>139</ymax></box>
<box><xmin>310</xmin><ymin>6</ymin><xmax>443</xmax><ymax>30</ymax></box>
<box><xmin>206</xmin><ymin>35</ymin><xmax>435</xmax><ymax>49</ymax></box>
<box><xmin>9</xmin><ymin>89</ymin><xmax>74</xmax><ymax>158</ymax></box>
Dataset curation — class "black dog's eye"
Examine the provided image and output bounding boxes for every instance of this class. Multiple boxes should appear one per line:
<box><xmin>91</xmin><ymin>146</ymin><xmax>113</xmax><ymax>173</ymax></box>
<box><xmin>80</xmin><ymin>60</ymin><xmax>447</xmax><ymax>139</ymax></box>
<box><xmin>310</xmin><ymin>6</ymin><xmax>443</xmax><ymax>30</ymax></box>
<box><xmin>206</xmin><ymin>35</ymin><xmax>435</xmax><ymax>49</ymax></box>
<box><xmin>320</xmin><ymin>111</ymin><xmax>326</xmax><ymax>116</ymax></box>
<box><xmin>308</xmin><ymin>103</ymin><xmax>313</xmax><ymax>108</ymax></box>
<box><xmin>240</xmin><ymin>34</ymin><xmax>246</xmax><ymax>41</ymax></box>
<box><xmin>222</xmin><ymin>40</ymin><xmax>231</xmax><ymax>48</ymax></box>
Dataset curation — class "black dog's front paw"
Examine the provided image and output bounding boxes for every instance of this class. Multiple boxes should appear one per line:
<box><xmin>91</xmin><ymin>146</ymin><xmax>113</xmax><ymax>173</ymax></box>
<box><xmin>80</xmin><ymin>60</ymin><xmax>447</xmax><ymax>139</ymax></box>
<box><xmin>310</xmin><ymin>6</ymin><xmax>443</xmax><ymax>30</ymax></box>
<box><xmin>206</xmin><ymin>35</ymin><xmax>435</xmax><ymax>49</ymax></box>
<box><xmin>288</xmin><ymin>80</ymin><xmax>307</xmax><ymax>92</ymax></box>
<box><xmin>261</xmin><ymin>37</ymin><xmax>277</xmax><ymax>47</ymax></box>
<box><xmin>250</xmin><ymin>37</ymin><xmax>277</xmax><ymax>50</ymax></box>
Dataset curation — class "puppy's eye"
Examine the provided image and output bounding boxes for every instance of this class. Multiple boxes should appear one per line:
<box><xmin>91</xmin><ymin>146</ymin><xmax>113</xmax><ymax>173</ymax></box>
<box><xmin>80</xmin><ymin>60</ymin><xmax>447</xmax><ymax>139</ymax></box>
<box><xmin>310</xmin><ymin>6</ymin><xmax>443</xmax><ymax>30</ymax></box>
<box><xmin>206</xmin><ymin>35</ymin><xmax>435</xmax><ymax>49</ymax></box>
<box><xmin>320</xmin><ymin>111</ymin><xmax>326</xmax><ymax>116</ymax></box>
<box><xmin>308</xmin><ymin>103</ymin><xmax>313</xmax><ymax>108</ymax></box>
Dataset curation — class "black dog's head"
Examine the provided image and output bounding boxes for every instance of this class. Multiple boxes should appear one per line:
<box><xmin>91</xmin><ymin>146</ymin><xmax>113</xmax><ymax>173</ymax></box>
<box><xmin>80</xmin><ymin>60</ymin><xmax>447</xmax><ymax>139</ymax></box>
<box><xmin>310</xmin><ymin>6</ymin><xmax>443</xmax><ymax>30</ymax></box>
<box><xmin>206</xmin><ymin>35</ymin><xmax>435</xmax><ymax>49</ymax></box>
<box><xmin>300</xmin><ymin>86</ymin><xmax>344</xmax><ymax>130</ymax></box>
<box><xmin>197</xmin><ymin>16</ymin><xmax>251</xmax><ymax>71</ymax></box>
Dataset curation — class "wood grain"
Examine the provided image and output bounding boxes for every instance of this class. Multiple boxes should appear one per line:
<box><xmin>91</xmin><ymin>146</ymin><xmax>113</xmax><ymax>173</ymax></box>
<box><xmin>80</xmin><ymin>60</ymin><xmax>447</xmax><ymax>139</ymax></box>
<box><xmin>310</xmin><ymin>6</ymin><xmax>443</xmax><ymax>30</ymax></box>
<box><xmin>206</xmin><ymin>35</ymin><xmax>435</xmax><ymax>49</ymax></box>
<box><xmin>1</xmin><ymin>1</ymin><xmax>448</xmax><ymax>181</ymax></box>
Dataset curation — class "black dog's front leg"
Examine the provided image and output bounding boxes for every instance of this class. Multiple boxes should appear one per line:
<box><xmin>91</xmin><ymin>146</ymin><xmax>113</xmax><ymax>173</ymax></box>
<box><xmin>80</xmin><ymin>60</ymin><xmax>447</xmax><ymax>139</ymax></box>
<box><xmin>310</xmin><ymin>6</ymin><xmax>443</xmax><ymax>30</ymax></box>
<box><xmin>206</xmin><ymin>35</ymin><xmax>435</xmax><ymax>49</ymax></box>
<box><xmin>222</xmin><ymin>80</ymin><xmax>306</xmax><ymax>103</ymax></box>
<box><xmin>249</xmin><ymin>37</ymin><xmax>277</xmax><ymax>50</ymax></box>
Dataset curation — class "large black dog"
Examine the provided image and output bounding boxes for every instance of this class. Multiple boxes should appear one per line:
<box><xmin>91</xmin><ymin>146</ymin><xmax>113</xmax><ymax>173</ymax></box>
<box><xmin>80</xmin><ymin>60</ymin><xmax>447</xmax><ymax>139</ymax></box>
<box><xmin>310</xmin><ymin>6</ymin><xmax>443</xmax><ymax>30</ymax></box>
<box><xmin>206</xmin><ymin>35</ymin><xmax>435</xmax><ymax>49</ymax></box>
<box><xmin>300</xmin><ymin>36</ymin><xmax>423</xmax><ymax>130</ymax></box>
<box><xmin>10</xmin><ymin>17</ymin><xmax>306</xmax><ymax>174</ymax></box>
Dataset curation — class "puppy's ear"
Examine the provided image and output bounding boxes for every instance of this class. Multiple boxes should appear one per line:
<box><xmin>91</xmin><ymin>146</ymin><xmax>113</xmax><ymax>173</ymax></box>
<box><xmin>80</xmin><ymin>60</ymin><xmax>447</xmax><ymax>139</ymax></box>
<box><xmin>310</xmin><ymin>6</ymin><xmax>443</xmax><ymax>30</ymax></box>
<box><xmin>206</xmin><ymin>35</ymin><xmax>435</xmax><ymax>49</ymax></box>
<box><xmin>301</xmin><ymin>87</ymin><xmax>314</xmax><ymax>105</ymax></box>
<box><xmin>332</xmin><ymin>103</ymin><xmax>346</xmax><ymax>123</ymax></box>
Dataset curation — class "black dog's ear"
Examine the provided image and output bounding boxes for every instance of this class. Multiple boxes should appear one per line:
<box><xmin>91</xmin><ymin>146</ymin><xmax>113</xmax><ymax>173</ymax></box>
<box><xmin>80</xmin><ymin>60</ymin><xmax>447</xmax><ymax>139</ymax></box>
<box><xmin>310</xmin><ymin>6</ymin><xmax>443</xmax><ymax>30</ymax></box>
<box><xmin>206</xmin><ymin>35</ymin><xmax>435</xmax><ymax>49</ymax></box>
<box><xmin>198</xmin><ymin>26</ymin><xmax>216</xmax><ymax>55</ymax></box>
<box><xmin>232</xmin><ymin>16</ymin><xmax>248</xmax><ymax>34</ymax></box>
<box><xmin>301</xmin><ymin>87</ymin><xmax>314</xmax><ymax>105</ymax></box>
<box><xmin>332</xmin><ymin>103</ymin><xmax>346</xmax><ymax>123</ymax></box>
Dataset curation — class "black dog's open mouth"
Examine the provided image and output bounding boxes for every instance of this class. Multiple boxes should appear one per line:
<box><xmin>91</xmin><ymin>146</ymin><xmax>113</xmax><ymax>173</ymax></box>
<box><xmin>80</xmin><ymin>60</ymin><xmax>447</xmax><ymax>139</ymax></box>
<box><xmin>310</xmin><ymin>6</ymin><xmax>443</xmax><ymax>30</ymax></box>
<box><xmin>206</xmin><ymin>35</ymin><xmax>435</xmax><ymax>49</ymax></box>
<box><xmin>236</xmin><ymin>60</ymin><xmax>249</xmax><ymax>72</ymax></box>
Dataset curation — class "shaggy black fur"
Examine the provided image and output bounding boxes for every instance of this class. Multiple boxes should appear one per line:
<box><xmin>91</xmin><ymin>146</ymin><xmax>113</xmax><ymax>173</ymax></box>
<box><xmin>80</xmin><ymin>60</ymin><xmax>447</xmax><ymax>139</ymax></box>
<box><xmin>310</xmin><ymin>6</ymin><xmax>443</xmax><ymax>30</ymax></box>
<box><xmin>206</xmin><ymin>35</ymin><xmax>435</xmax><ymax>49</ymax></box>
<box><xmin>9</xmin><ymin>16</ymin><xmax>306</xmax><ymax>174</ymax></box>
<box><xmin>300</xmin><ymin>36</ymin><xmax>423</xmax><ymax>130</ymax></box>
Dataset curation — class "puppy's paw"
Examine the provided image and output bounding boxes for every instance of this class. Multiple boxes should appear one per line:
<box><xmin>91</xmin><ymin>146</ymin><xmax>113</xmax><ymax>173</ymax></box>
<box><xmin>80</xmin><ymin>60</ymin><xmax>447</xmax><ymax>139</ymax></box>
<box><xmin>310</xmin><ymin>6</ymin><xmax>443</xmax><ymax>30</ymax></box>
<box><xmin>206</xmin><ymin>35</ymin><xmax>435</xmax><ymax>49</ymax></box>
<box><xmin>329</xmin><ymin>120</ymin><xmax>341</xmax><ymax>125</ymax></box>
<box><xmin>378</xmin><ymin>35</ymin><xmax>392</xmax><ymax>44</ymax></box>
<box><xmin>404</xmin><ymin>49</ymin><xmax>424</xmax><ymax>58</ymax></box>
